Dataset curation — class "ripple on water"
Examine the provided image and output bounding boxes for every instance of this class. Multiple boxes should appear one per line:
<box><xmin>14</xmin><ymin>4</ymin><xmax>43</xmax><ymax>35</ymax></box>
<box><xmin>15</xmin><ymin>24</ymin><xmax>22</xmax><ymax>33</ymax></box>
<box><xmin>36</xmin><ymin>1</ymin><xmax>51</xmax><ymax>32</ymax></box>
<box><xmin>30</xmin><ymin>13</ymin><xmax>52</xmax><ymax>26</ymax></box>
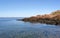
<box><xmin>0</xmin><ymin>20</ymin><xmax>60</xmax><ymax>38</ymax></box>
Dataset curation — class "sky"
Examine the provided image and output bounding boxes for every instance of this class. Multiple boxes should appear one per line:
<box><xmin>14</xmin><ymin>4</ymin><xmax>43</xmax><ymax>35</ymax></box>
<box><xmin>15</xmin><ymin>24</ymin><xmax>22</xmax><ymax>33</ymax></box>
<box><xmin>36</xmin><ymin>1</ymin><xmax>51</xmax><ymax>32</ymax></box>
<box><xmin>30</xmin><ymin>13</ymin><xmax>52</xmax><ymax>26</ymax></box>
<box><xmin>0</xmin><ymin>0</ymin><xmax>60</xmax><ymax>17</ymax></box>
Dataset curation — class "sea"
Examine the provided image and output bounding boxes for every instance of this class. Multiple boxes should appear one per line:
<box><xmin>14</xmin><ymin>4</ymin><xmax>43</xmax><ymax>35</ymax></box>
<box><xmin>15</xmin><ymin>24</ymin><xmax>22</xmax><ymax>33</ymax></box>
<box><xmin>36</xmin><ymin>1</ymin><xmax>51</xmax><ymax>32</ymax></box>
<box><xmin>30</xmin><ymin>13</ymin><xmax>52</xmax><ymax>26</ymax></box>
<box><xmin>0</xmin><ymin>17</ymin><xmax>60</xmax><ymax>38</ymax></box>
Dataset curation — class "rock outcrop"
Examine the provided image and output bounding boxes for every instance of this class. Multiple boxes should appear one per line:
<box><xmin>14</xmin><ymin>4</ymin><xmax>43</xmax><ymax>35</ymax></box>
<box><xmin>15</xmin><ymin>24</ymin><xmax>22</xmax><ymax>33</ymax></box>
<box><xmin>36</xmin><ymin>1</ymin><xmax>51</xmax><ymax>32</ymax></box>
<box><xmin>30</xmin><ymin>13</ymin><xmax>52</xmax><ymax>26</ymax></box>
<box><xmin>21</xmin><ymin>10</ymin><xmax>60</xmax><ymax>25</ymax></box>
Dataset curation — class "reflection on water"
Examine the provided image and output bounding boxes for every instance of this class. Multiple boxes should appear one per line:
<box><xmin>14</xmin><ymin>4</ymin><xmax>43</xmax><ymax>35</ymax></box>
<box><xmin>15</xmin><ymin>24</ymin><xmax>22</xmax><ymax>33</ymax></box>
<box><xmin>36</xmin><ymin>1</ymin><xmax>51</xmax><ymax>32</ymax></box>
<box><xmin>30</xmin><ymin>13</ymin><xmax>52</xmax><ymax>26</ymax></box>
<box><xmin>0</xmin><ymin>19</ymin><xmax>60</xmax><ymax>38</ymax></box>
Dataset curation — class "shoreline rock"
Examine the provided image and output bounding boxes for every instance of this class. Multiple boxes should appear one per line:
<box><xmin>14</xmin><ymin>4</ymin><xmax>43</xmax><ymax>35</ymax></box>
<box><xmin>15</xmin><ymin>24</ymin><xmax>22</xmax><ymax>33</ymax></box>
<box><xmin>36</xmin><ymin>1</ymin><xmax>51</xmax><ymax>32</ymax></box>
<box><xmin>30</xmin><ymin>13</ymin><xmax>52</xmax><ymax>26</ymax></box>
<box><xmin>18</xmin><ymin>10</ymin><xmax>60</xmax><ymax>25</ymax></box>
<box><xmin>22</xmin><ymin>17</ymin><xmax>60</xmax><ymax>25</ymax></box>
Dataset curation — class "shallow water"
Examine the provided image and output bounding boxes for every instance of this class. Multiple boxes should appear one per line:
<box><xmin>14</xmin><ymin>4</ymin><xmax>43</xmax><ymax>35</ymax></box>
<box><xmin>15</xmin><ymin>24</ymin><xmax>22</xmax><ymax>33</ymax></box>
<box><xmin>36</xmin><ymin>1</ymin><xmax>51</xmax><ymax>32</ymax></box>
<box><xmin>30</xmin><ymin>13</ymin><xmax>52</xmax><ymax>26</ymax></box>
<box><xmin>0</xmin><ymin>18</ymin><xmax>60</xmax><ymax>38</ymax></box>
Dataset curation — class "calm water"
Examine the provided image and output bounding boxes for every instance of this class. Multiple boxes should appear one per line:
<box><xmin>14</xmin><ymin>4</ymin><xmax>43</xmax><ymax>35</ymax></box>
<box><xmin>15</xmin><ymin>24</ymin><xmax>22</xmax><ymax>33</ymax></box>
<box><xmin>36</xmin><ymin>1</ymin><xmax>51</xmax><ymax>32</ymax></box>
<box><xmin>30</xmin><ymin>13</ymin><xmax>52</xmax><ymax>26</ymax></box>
<box><xmin>0</xmin><ymin>18</ymin><xmax>60</xmax><ymax>38</ymax></box>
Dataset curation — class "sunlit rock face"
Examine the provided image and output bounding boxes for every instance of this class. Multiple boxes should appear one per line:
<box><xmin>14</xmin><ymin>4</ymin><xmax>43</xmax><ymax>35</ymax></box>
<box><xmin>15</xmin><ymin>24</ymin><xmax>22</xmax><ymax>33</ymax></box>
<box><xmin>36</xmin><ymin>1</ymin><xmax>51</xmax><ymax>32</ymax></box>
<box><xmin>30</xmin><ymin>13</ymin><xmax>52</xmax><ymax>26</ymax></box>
<box><xmin>30</xmin><ymin>10</ymin><xmax>60</xmax><ymax>19</ymax></box>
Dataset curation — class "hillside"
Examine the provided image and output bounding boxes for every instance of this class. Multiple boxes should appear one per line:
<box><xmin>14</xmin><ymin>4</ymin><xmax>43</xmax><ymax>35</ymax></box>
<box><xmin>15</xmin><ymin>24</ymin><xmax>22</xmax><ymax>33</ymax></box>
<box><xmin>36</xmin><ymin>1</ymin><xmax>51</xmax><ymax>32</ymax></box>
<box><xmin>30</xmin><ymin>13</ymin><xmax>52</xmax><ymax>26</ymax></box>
<box><xmin>51</xmin><ymin>10</ymin><xmax>60</xmax><ymax>20</ymax></box>
<box><xmin>51</xmin><ymin>10</ymin><xmax>60</xmax><ymax>15</ymax></box>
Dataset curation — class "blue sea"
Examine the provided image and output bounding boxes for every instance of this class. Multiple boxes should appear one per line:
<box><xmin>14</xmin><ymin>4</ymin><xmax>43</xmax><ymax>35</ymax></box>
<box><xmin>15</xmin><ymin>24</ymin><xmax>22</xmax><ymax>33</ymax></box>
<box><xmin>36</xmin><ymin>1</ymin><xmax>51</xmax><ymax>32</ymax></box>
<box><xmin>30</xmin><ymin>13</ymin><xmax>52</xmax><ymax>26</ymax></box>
<box><xmin>0</xmin><ymin>17</ymin><xmax>60</xmax><ymax>38</ymax></box>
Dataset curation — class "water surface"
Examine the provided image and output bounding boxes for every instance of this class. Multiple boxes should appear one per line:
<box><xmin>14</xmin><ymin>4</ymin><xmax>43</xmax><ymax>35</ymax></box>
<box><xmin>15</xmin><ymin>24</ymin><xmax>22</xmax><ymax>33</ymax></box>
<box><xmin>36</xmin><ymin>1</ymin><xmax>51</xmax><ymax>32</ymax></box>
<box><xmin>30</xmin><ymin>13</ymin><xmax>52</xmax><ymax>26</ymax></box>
<box><xmin>0</xmin><ymin>18</ymin><xmax>60</xmax><ymax>38</ymax></box>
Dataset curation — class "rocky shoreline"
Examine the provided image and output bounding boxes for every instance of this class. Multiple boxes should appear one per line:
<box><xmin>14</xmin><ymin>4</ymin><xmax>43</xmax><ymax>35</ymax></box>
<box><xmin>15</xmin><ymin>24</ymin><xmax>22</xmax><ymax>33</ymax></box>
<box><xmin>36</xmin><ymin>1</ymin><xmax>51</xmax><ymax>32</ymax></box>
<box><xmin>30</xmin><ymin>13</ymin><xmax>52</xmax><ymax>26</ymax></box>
<box><xmin>21</xmin><ymin>17</ymin><xmax>60</xmax><ymax>25</ymax></box>
<box><xmin>18</xmin><ymin>10</ymin><xmax>60</xmax><ymax>25</ymax></box>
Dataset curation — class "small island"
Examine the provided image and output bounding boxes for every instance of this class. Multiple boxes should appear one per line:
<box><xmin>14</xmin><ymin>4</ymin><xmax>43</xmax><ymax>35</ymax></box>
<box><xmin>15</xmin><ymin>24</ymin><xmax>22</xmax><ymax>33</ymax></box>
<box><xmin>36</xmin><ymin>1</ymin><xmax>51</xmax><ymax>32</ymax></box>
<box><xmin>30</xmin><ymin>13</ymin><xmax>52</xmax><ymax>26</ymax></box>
<box><xmin>19</xmin><ymin>10</ymin><xmax>60</xmax><ymax>25</ymax></box>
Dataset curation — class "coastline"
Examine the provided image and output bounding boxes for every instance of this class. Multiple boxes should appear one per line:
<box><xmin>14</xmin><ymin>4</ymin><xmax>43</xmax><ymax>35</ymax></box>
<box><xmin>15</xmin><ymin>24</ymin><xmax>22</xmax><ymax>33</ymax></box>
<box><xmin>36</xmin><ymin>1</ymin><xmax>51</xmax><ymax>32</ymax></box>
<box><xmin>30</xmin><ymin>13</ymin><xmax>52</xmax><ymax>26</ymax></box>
<box><xmin>19</xmin><ymin>10</ymin><xmax>60</xmax><ymax>25</ymax></box>
<box><xmin>21</xmin><ymin>17</ymin><xmax>60</xmax><ymax>25</ymax></box>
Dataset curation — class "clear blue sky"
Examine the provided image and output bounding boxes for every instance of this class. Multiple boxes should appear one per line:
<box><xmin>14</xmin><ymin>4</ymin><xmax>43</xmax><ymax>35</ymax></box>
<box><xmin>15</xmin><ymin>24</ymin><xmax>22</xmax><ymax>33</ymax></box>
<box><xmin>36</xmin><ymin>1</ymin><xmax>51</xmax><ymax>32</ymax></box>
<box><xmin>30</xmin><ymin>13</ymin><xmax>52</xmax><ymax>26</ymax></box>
<box><xmin>0</xmin><ymin>0</ymin><xmax>60</xmax><ymax>17</ymax></box>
